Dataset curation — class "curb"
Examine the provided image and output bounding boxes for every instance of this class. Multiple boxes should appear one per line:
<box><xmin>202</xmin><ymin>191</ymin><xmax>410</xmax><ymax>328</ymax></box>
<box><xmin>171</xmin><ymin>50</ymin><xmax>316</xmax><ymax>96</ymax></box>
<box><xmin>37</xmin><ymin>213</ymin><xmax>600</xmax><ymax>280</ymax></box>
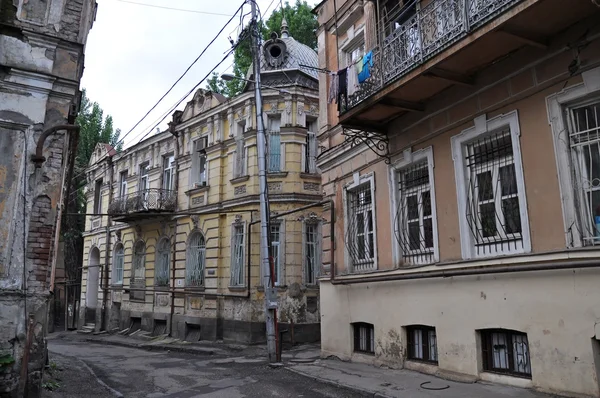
<box><xmin>285</xmin><ymin>365</ymin><xmax>395</xmax><ymax>398</ymax></box>
<box><xmin>80</xmin><ymin>337</ymin><xmax>218</xmax><ymax>356</ymax></box>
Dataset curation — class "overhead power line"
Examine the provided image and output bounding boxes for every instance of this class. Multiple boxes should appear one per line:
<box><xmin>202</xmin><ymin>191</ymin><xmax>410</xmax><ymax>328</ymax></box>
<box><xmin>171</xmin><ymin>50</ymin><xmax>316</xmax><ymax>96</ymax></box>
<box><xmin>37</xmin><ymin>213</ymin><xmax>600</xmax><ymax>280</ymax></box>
<box><xmin>116</xmin><ymin>0</ymin><xmax>234</xmax><ymax>16</ymax></box>
<box><xmin>66</xmin><ymin>1</ymin><xmax>249</xmax><ymax>197</ymax></box>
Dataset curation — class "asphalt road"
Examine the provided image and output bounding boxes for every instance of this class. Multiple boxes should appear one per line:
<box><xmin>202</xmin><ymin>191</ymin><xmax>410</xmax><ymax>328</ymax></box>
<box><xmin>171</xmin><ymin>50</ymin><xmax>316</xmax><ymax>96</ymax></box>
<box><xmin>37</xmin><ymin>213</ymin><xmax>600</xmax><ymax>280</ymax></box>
<box><xmin>46</xmin><ymin>339</ymin><xmax>368</xmax><ymax>398</ymax></box>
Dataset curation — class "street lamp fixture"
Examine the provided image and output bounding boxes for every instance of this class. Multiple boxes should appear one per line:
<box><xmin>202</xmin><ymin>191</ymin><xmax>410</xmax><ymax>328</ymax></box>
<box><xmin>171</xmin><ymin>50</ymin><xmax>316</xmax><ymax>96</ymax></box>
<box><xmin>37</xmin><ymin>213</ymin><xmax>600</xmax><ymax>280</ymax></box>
<box><xmin>220</xmin><ymin>73</ymin><xmax>291</xmax><ymax>94</ymax></box>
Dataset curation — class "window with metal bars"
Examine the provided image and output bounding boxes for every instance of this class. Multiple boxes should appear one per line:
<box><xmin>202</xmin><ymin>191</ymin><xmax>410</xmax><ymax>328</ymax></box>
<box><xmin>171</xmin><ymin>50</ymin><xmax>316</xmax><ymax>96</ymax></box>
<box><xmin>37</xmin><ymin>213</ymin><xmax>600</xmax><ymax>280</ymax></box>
<box><xmin>130</xmin><ymin>240</ymin><xmax>146</xmax><ymax>301</ymax></box>
<box><xmin>346</xmin><ymin>181</ymin><xmax>376</xmax><ymax>272</ymax></box>
<box><xmin>353</xmin><ymin>322</ymin><xmax>375</xmax><ymax>354</ymax></box>
<box><xmin>465</xmin><ymin>131</ymin><xmax>522</xmax><ymax>248</ymax></box>
<box><xmin>396</xmin><ymin>161</ymin><xmax>435</xmax><ymax>264</ymax></box>
<box><xmin>304</xmin><ymin>121</ymin><xmax>318</xmax><ymax>174</ymax></box>
<box><xmin>406</xmin><ymin>325</ymin><xmax>438</xmax><ymax>364</ymax></box>
<box><xmin>270</xmin><ymin>223</ymin><xmax>282</xmax><ymax>286</ymax></box>
<box><xmin>568</xmin><ymin>101</ymin><xmax>600</xmax><ymax>245</ymax></box>
<box><xmin>480</xmin><ymin>329</ymin><xmax>531</xmax><ymax>378</ymax></box>
<box><xmin>186</xmin><ymin>232</ymin><xmax>206</xmax><ymax>287</ymax></box>
<box><xmin>155</xmin><ymin>238</ymin><xmax>170</xmax><ymax>287</ymax></box>
<box><xmin>113</xmin><ymin>243</ymin><xmax>124</xmax><ymax>285</ymax></box>
<box><xmin>304</xmin><ymin>222</ymin><xmax>320</xmax><ymax>285</ymax></box>
<box><xmin>230</xmin><ymin>224</ymin><xmax>245</xmax><ymax>286</ymax></box>
<box><xmin>267</xmin><ymin>117</ymin><xmax>282</xmax><ymax>172</ymax></box>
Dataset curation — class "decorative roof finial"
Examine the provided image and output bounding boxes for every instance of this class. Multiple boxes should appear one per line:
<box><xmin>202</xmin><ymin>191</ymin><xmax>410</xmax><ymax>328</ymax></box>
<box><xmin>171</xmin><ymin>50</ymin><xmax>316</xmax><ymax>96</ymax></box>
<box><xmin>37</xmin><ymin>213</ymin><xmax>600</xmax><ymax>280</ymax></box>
<box><xmin>281</xmin><ymin>17</ymin><xmax>289</xmax><ymax>38</ymax></box>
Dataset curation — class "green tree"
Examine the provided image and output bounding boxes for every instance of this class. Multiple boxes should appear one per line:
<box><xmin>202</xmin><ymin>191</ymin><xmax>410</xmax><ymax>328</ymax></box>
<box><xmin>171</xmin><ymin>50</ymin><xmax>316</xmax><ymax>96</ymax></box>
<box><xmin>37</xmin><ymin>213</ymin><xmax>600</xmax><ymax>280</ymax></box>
<box><xmin>60</xmin><ymin>89</ymin><xmax>122</xmax><ymax>319</ymax></box>
<box><xmin>208</xmin><ymin>0</ymin><xmax>317</xmax><ymax>98</ymax></box>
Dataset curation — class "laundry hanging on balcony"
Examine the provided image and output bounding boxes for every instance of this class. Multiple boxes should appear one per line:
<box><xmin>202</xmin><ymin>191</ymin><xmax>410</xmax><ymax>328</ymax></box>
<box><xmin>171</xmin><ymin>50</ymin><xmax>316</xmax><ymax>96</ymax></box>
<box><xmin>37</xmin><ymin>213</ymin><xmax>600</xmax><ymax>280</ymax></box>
<box><xmin>358</xmin><ymin>51</ymin><xmax>374</xmax><ymax>83</ymax></box>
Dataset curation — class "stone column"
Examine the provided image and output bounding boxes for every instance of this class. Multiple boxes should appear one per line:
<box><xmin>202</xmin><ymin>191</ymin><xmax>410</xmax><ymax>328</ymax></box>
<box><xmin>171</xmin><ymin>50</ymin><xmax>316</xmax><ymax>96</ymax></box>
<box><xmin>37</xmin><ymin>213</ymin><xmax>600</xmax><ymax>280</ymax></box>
<box><xmin>364</xmin><ymin>0</ymin><xmax>377</xmax><ymax>51</ymax></box>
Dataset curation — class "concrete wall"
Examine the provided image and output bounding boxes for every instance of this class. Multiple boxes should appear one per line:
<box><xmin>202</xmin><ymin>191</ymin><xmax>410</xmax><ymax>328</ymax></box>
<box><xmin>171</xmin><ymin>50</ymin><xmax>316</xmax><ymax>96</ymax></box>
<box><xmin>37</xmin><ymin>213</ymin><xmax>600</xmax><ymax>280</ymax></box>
<box><xmin>0</xmin><ymin>0</ymin><xmax>95</xmax><ymax>396</ymax></box>
<box><xmin>320</xmin><ymin>270</ymin><xmax>600</xmax><ymax>397</ymax></box>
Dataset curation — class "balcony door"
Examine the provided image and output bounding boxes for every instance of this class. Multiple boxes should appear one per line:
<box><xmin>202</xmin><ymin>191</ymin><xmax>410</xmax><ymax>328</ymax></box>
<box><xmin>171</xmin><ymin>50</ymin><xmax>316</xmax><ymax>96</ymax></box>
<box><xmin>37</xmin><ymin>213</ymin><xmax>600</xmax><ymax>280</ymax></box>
<box><xmin>139</xmin><ymin>163</ymin><xmax>149</xmax><ymax>209</ymax></box>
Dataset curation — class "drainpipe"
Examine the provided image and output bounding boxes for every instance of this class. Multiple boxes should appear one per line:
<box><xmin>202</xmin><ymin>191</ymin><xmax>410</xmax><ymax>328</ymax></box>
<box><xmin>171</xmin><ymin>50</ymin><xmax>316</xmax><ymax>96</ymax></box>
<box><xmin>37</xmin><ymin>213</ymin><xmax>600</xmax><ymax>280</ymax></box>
<box><xmin>101</xmin><ymin>156</ymin><xmax>114</xmax><ymax>330</ymax></box>
<box><xmin>31</xmin><ymin>124</ymin><xmax>80</xmax><ymax>307</ymax></box>
<box><xmin>49</xmin><ymin>126</ymin><xmax>79</xmax><ymax>293</ymax></box>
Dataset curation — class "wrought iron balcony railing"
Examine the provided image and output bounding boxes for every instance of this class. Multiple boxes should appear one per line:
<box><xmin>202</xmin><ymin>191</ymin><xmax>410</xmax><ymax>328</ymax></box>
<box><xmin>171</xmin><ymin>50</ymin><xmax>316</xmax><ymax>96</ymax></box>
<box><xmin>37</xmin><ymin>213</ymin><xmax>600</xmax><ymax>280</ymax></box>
<box><xmin>341</xmin><ymin>0</ymin><xmax>522</xmax><ymax>113</ymax></box>
<box><xmin>108</xmin><ymin>188</ymin><xmax>177</xmax><ymax>216</ymax></box>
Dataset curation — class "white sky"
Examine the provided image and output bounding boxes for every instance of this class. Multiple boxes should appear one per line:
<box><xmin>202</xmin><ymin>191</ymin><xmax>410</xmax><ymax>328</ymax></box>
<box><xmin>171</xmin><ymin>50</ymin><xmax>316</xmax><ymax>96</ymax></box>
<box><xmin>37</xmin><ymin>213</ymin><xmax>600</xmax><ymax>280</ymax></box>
<box><xmin>81</xmin><ymin>0</ymin><xmax>281</xmax><ymax>148</ymax></box>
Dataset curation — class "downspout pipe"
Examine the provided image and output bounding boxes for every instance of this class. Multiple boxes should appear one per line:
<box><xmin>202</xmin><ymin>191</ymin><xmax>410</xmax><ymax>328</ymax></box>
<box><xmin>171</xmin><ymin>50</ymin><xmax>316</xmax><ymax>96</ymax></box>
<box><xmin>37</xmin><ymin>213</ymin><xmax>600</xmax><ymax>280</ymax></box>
<box><xmin>49</xmin><ymin>125</ymin><xmax>79</xmax><ymax>292</ymax></box>
<box><xmin>31</xmin><ymin>124</ymin><xmax>80</xmax><ymax>168</ymax></box>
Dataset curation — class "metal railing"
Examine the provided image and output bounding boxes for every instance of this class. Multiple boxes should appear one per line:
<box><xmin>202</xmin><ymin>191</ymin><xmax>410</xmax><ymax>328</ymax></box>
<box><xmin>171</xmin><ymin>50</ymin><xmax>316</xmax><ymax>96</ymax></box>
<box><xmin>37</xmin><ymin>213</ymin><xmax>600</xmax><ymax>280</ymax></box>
<box><xmin>108</xmin><ymin>188</ymin><xmax>177</xmax><ymax>216</ymax></box>
<box><xmin>341</xmin><ymin>0</ymin><xmax>522</xmax><ymax>113</ymax></box>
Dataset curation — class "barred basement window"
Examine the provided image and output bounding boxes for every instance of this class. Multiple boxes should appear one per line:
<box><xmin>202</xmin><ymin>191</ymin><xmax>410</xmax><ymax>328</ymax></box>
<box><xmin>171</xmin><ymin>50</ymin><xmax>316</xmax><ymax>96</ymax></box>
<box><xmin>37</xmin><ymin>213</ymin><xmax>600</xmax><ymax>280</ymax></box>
<box><xmin>452</xmin><ymin>112</ymin><xmax>530</xmax><ymax>258</ymax></box>
<box><xmin>346</xmin><ymin>181</ymin><xmax>376</xmax><ymax>271</ymax></box>
<box><xmin>113</xmin><ymin>243</ymin><xmax>124</xmax><ymax>285</ymax></box>
<box><xmin>396</xmin><ymin>160</ymin><xmax>436</xmax><ymax>264</ymax></box>
<box><xmin>481</xmin><ymin>329</ymin><xmax>531</xmax><ymax>378</ymax></box>
<box><xmin>406</xmin><ymin>325</ymin><xmax>437</xmax><ymax>364</ymax></box>
<box><xmin>155</xmin><ymin>238</ymin><xmax>170</xmax><ymax>287</ymax></box>
<box><xmin>353</xmin><ymin>322</ymin><xmax>375</xmax><ymax>354</ymax></box>
<box><xmin>186</xmin><ymin>232</ymin><xmax>206</xmax><ymax>287</ymax></box>
<box><xmin>568</xmin><ymin>101</ymin><xmax>600</xmax><ymax>245</ymax></box>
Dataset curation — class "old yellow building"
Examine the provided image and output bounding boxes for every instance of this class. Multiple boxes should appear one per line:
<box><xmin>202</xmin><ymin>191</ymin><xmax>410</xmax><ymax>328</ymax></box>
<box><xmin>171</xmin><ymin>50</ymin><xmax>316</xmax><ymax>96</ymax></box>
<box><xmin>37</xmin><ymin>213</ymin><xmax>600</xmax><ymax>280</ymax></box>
<box><xmin>79</xmin><ymin>24</ymin><xmax>324</xmax><ymax>343</ymax></box>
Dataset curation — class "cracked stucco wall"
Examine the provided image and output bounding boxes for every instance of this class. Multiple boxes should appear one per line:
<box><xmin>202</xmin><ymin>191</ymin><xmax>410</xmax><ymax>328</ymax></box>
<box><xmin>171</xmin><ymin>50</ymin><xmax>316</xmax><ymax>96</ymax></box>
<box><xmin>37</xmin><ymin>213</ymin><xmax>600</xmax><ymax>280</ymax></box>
<box><xmin>0</xmin><ymin>0</ymin><xmax>95</xmax><ymax>396</ymax></box>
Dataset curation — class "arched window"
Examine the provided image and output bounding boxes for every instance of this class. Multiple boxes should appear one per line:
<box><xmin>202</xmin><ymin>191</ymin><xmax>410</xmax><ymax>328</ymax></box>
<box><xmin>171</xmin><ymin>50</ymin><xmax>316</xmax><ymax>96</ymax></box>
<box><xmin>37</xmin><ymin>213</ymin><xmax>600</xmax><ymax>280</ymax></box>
<box><xmin>186</xmin><ymin>232</ymin><xmax>206</xmax><ymax>287</ymax></box>
<box><xmin>113</xmin><ymin>243</ymin><xmax>124</xmax><ymax>285</ymax></box>
<box><xmin>155</xmin><ymin>238</ymin><xmax>171</xmax><ymax>287</ymax></box>
<box><xmin>131</xmin><ymin>241</ymin><xmax>146</xmax><ymax>301</ymax></box>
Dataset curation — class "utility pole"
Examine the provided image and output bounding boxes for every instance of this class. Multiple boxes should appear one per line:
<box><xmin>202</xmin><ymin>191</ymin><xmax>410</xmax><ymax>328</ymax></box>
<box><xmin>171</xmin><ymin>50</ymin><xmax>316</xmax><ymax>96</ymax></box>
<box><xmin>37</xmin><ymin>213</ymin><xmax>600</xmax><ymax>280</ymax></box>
<box><xmin>249</xmin><ymin>0</ymin><xmax>278</xmax><ymax>362</ymax></box>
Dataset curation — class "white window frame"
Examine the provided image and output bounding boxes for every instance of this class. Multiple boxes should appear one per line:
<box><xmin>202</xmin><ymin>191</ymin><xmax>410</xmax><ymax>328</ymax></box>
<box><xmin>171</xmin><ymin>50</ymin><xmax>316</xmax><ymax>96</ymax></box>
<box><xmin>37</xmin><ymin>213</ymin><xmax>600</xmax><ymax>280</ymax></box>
<box><xmin>267</xmin><ymin>116</ymin><xmax>284</xmax><ymax>173</ymax></box>
<box><xmin>547</xmin><ymin>67</ymin><xmax>600</xmax><ymax>247</ymax></box>
<box><xmin>186</xmin><ymin>231</ymin><xmax>206</xmax><ymax>287</ymax></box>
<box><xmin>192</xmin><ymin>136</ymin><xmax>209</xmax><ymax>187</ymax></box>
<box><xmin>270</xmin><ymin>221</ymin><xmax>285</xmax><ymax>286</ymax></box>
<box><xmin>451</xmin><ymin>111</ymin><xmax>531</xmax><ymax>259</ymax></box>
<box><xmin>119</xmin><ymin>171</ymin><xmax>128</xmax><ymax>199</ymax></box>
<box><xmin>233</xmin><ymin>140</ymin><xmax>248</xmax><ymax>178</ymax></box>
<box><xmin>340</xmin><ymin>29</ymin><xmax>365</xmax><ymax>68</ymax></box>
<box><xmin>163</xmin><ymin>155</ymin><xmax>175</xmax><ymax>191</ymax></box>
<box><xmin>155</xmin><ymin>237</ymin><xmax>171</xmax><ymax>287</ymax></box>
<box><xmin>113</xmin><ymin>243</ymin><xmax>124</xmax><ymax>285</ymax></box>
<box><xmin>343</xmin><ymin>173</ymin><xmax>378</xmax><ymax>272</ymax></box>
<box><xmin>303</xmin><ymin>120</ymin><xmax>319</xmax><ymax>174</ymax></box>
<box><xmin>230</xmin><ymin>221</ymin><xmax>246</xmax><ymax>287</ymax></box>
<box><xmin>389</xmin><ymin>147</ymin><xmax>439</xmax><ymax>265</ymax></box>
<box><xmin>303</xmin><ymin>220</ymin><xmax>321</xmax><ymax>285</ymax></box>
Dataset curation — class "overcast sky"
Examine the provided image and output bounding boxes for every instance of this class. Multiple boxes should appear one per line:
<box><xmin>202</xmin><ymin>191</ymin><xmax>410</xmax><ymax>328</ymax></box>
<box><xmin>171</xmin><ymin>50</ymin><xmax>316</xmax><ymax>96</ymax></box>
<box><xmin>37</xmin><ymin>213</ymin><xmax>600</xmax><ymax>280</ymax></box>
<box><xmin>81</xmin><ymin>0</ymin><xmax>284</xmax><ymax>148</ymax></box>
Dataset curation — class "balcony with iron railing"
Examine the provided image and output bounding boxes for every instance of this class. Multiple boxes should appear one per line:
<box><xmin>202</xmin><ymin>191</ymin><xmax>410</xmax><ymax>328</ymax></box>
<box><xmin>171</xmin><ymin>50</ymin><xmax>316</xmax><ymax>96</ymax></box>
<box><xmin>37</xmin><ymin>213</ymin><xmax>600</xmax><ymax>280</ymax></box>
<box><xmin>108</xmin><ymin>188</ymin><xmax>177</xmax><ymax>221</ymax></box>
<box><xmin>339</xmin><ymin>0</ymin><xmax>596</xmax><ymax>127</ymax></box>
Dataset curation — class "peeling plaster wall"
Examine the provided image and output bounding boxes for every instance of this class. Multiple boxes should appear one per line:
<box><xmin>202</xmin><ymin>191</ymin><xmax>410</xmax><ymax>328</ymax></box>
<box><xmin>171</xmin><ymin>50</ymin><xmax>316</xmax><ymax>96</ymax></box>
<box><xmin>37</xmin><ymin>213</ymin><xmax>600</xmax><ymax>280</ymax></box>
<box><xmin>0</xmin><ymin>0</ymin><xmax>95</xmax><ymax>396</ymax></box>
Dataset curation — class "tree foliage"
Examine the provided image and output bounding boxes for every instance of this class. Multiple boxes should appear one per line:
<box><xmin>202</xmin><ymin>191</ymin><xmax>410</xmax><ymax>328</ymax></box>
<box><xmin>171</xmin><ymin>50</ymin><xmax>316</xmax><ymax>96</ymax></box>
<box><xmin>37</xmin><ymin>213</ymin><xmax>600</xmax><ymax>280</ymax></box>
<box><xmin>207</xmin><ymin>0</ymin><xmax>317</xmax><ymax>98</ymax></box>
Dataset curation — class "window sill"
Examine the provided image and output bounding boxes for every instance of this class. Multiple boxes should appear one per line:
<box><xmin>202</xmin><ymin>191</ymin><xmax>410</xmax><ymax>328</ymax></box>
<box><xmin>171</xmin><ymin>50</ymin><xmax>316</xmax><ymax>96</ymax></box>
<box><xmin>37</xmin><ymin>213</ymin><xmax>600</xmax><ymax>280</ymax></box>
<box><xmin>230</xmin><ymin>175</ymin><xmax>250</xmax><ymax>184</ymax></box>
<box><xmin>111</xmin><ymin>283</ymin><xmax>124</xmax><ymax>288</ymax></box>
<box><xmin>257</xmin><ymin>285</ymin><xmax>287</xmax><ymax>292</ymax></box>
<box><xmin>267</xmin><ymin>172</ymin><xmax>288</xmax><ymax>178</ymax></box>
<box><xmin>228</xmin><ymin>285</ymin><xmax>247</xmax><ymax>292</ymax></box>
<box><xmin>154</xmin><ymin>285</ymin><xmax>170</xmax><ymax>291</ymax></box>
<box><xmin>405</xmin><ymin>358</ymin><xmax>438</xmax><ymax>366</ymax></box>
<box><xmin>481</xmin><ymin>370</ymin><xmax>532</xmax><ymax>380</ymax></box>
<box><xmin>184</xmin><ymin>286</ymin><xmax>205</xmax><ymax>292</ymax></box>
<box><xmin>185</xmin><ymin>184</ymin><xmax>209</xmax><ymax>196</ymax></box>
<box><xmin>353</xmin><ymin>350</ymin><xmax>375</xmax><ymax>356</ymax></box>
<box><xmin>300</xmin><ymin>173</ymin><xmax>320</xmax><ymax>180</ymax></box>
